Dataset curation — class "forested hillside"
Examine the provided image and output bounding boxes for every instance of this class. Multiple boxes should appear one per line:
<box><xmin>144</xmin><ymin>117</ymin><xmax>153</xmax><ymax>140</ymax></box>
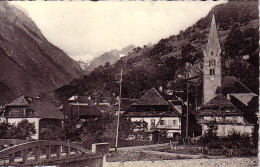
<box><xmin>55</xmin><ymin>1</ymin><xmax>259</xmax><ymax>107</ymax></box>
<box><xmin>0</xmin><ymin>2</ymin><xmax>83</xmax><ymax>104</ymax></box>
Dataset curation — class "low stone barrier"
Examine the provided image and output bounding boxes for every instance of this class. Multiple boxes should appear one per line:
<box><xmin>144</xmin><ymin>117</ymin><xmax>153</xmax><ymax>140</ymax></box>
<box><xmin>104</xmin><ymin>157</ymin><xmax>258</xmax><ymax>167</ymax></box>
<box><xmin>92</xmin><ymin>143</ymin><xmax>109</xmax><ymax>154</ymax></box>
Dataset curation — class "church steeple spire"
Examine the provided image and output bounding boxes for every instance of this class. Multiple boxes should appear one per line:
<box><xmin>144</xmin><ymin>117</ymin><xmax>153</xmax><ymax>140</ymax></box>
<box><xmin>203</xmin><ymin>14</ymin><xmax>222</xmax><ymax>104</ymax></box>
<box><xmin>205</xmin><ymin>14</ymin><xmax>221</xmax><ymax>57</ymax></box>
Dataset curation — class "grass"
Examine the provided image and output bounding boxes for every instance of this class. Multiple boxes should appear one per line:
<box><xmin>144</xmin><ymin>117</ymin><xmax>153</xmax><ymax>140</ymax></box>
<box><xmin>106</xmin><ymin>150</ymin><xmax>189</xmax><ymax>162</ymax></box>
<box><xmin>149</xmin><ymin>146</ymin><xmax>203</xmax><ymax>155</ymax></box>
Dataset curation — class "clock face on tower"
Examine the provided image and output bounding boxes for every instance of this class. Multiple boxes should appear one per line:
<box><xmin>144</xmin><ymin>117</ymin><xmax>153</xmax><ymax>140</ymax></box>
<box><xmin>210</xmin><ymin>76</ymin><xmax>215</xmax><ymax>82</ymax></box>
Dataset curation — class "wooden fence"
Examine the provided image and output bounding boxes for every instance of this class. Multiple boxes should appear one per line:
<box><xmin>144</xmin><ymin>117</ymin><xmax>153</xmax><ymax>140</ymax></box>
<box><xmin>168</xmin><ymin>144</ymin><xmax>258</xmax><ymax>156</ymax></box>
<box><xmin>205</xmin><ymin>147</ymin><xmax>258</xmax><ymax>156</ymax></box>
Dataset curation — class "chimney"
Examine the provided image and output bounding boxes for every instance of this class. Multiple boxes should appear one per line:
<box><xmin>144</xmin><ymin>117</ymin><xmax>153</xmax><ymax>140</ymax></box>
<box><xmin>159</xmin><ymin>86</ymin><xmax>163</xmax><ymax>92</ymax></box>
<box><xmin>227</xmin><ymin>93</ymin><xmax>231</xmax><ymax>100</ymax></box>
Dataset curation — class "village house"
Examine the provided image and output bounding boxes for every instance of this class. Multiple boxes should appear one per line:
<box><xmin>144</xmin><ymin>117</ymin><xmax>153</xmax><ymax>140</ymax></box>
<box><xmin>0</xmin><ymin>95</ymin><xmax>64</xmax><ymax>140</ymax></box>
<box><xmin>198</xmin><ymin>14</ymin><xmax>256</xmax><ymax>136</ymax></box>
<box><xmin>113</xmin><ymin>97</ymin><xmax>138</xmax><ymax>113</ymax></box>
<box><xmin>197</xmin><ymin>94</ymin><xmax>254</xmax><ymax>136</ymax></box>
<box><xmin>63</xmin><ymin>95</ymin><xmax>102</xmax><ymax>119</ymax></box>
<box><xmin>124</xmin><ymin>87</ymin><xmax>184</xmax><ymax>141</ymax></box>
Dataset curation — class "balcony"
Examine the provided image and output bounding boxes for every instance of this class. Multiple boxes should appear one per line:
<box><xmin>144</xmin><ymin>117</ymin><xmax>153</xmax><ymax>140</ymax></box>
<box><xmin>198</xmin><ymin>119</ymin><xmax>241</xmax><ymax>124</ymax></box>
<box><xmin>151</xmin><ymin>124</ymin><xmax>181</xmax><ymax>130</ymax></box>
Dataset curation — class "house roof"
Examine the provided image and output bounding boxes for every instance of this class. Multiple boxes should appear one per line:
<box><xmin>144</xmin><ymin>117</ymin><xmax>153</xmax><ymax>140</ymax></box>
<box><xmin>67</xmin><ymin>105</ymin><xmax>102</xmax><ymax>118</ymax></box>
<box><xmin>6</xmin><ymin>95</ymin><xmax>29</xmax><ymax>106</ymax></box>
<box><xmin>197</xmin><ymin>94</ymin><xmax>244</xmax><ymax>116</ymax></box>
<box><xmin>133</xmin><ymin>87</ymin><xmax>169</xmax><ymax>106</ymax></box>
<box><xmin>96</xmin><ymin>105</ymin><xmax>114</xmax><ymax>112</ymax></box>
<box><xmin>29</xmin><ymin>99</ymin><xmax>64</xmax><ymax>119</ymax></box>
<box><xmin>216</xmin><ymin>76</ymin><xmax>254</xmax><ymax>94</ymax></box>
<box><xmin>113</xmin><ymin>98</ymin><xmax>138</xmax><ymax>111</ymax></box>
<box><xmin>125</xmin><ymin>87</ymin><xmax>182</xmax><ymax>117</ymax></box>
<box><xmin>124</xmin><ymin>111</ymin><xmax>180</xmax><ymax>117</ymax></box>
<box><xmin>229</xmin><ymin>95</ymin><xmax>257</xmax><ymax>124</ymax></box>
<box><xmin>5</xmin><ymin>96</ymin><xmax>64</xmax><ymax>119</ymax></box>
<box><xmin>68</xmin><ymin>96</ymin><xmax>94</xmax><ymax>105</ymax></box>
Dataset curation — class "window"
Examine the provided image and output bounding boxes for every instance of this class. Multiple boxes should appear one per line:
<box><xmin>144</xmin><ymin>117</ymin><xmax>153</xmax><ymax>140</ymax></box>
<box><xmin>26</xmin><ymin>109</ymin><xmax>33</xmax><ymax>116</ymax></box>
<box><xmin>167</xmin><ymin>120</ymin><xmax>177</xmax><ymax>126</ymax></box>
<box><xmin>210</xmin><ymin>69</ymin><xmax>215</xmax><ymax>75</ymax></box>
<box><xmin>151</xmin><ymin>119</ymin><xmax>155</xmax><ymax>127</ymax></box>
<box><xmin>232</xmin><ymin>116</ymin><xmax>238</xmax><ymax>122</ymax></box>
<box><xmin>7</xmin><ymin>108</ymin><xmax>27</xmax><ymax>117</ymax></box>
<box><xmin>209</xmin><ymin>60</ymin><xmax>216</xmax><ymax>67</ymax></box>
<box><xmin>222</xmin><ymin>127</ymin><xmax>226</xmax><ymax>134</ymax></box>
<box><xmin>160</xmin><ymin>120</ymin><xmax>166</xmax><ymax>125</ymax></box>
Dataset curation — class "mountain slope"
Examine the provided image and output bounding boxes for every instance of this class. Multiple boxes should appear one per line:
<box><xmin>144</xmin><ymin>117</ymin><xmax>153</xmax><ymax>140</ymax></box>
<box><xmin>85</xmin><ymin>50</ymin><xmax>120</xmax><ymax>74</ymax></box>
<box><xmin>84</xmin><ymin>45</ymin><xmax>135</xmax><ymax>74</ymax></box>
<box><xmin>0</xmin><ymin>2</ymin><xmax>83</xmax><ymax>104</ymax></box>
<box><xmin>55</xmin><ymin>1</ymin><xmax>258</xmax><ymax>106</ymax></box>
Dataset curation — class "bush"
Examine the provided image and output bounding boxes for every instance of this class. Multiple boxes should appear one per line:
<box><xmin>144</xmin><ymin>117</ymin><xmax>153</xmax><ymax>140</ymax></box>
<box><xmin>6</xmin><ymin>119</ymin><xmax>36</xmax><ymax>139</ymax></box>
<box><xmin>207</xmin><ymin>141</ymin><xmax>223</xmax><ymax>149</ymax></box>
<box><xmin>198</xmin><ymin>122</ymin><xmax>218</xmax><ymax>146</ymax></box>
<box><xmin>40</xmin><ymin>124</ymin><xmax>64</xmax><ymax>140</ymax></box>
<box><xmin>0</xmin><ymin>122</ymin><xmax>12</xmax><ymax>139</ymax></box>
<box><xmin>224</xmin><ymin>130</ymin><xmax>254</xmax><ymax>148</ymax></box>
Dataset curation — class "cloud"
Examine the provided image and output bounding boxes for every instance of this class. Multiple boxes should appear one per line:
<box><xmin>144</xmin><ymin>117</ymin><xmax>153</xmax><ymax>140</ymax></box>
<box><xmin>10</xmin><ymin>1</ymin><xmax>225</xmax><ymax>61</ymax></box>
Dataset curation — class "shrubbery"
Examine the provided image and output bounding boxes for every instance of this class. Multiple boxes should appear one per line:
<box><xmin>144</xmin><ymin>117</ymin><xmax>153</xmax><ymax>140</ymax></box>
<box><xmin>0</xmin><ymin>119</ymin><xmax>36</xmax><ymax>139</ymax></box>
<box><xmin>199</xmin><ymin>128</ymin><xmax>255</xmax><ymax>149</ymax></box>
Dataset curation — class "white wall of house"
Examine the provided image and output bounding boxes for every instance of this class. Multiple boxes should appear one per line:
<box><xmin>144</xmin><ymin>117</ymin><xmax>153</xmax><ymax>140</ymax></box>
<box><xmin>130</xmin><ymin>117</ymin><xmax>181</xmax><ymax>136</ymax></box>
<box><xmin>230</xmin><ymin>93</ymin><xmax>256</xmax><ymax>106</ymax></box>
<box><xmin>0</xmin><ymin>117</ymin><xmax>5</xmax><ymax>123</ymax></box>
<box><xmin>202</xmin><ymin>124</ymin><xmax>253</xmax><ymax>137</ymax></box>
<box><xmin>203</xmin><ymin>116</ymin><xmax>244</xmax><ymax>123</ymax></box>
<box><xmin>5</xmin><ymin>118</ymin><xmax>40</xmax><ymax>139</ymax></box>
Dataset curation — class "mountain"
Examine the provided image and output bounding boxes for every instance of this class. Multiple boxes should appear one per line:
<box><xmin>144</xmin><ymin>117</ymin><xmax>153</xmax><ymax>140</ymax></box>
<box><xmin>77</xmin><ymin>60</ymin><xmax>91</xmax><ymax>71</ymax></box>
<box><xmin>0</xmin><ymin>2</ymin><xmax>83</xmax><ymax>104</ymax></box>
<box><xmin>55</xmin><ymin>1</ymin><xmax>258</xmax><ymax>106</ymax></box>
<box><xmin>84</xmin><ymin>45</ymin><xmax>135</xmax><ymax>74</ymax></box>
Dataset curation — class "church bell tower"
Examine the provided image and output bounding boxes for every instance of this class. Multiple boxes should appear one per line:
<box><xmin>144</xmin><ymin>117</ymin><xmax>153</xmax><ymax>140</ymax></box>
<box><xmin>203</xmin><ymin>14</ymin><xmax>222</xmax><ymax>104</ymax></box>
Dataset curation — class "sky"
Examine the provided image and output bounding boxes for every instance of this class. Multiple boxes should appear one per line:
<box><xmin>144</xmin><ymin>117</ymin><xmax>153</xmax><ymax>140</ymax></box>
<box><xmin>11</xmin><ymin>1</ymin><xmax>226</xmax><ymax>62</ymax></box>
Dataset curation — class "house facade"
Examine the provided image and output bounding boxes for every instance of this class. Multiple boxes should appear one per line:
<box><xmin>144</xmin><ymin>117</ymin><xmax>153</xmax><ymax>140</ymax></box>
<box><xmin>125</xmin><ymin>87</ymin><xmax>183</xmax><ymax>139</ymax></box>
<box><xmin>0</xmin><ymin>95</ymin><xmax>64</xmax><ymax>140</ymax></box>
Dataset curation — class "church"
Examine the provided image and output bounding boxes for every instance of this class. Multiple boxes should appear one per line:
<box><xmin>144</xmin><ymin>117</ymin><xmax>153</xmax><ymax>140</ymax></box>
<box><xmin>197</xmin><ymin>15</ymin><xmax>257</xmax><ymax>137</ymax></box>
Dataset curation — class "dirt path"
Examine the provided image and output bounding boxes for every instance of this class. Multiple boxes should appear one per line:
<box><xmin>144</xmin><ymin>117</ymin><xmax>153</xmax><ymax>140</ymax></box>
<box><xmin>109</xmin><ymin>143</ymin><xmax>169</xmax><ymax>151</ymax></box>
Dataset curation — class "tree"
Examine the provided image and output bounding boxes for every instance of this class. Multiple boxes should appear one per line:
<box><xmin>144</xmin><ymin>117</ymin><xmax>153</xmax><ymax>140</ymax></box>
<box><xmin>181</xmin><ymin>44</ymin><xmax>197</xmax><ymax>64</ymax></box>
<box><xmin>251</xmin><ymin>125</ymin><xmax>258</xmax><ymax>148</ymax></box>
<box><xmin>223</xmin><ymin>25</ymin><xmax>244</xmax><ymax>59</ymax></box>
<box><xmin>132</xmin><ymin>120</ymin><xmax>149</xmax><ymax>140</ymax></box>
<box><xmin>7</xmin><ymin>119</ymin><xmax>36</xmax><ymax>140</ymax></box>
<box><xmin>0</xmin><ymin>122</ymin><xmax>12</xmax><ymax>139</ymax></box>
<box><xmin>63</xmin><ymin>115</ymin><xmax>82</xmax><ymax>142</ymax></box>
<box><xmin>79</xmin><ymin>112</ymin><xmax>134</xmax><ymax>148</ymax></box>
<box><xmin>40</xmin><ymin>124</ymin><xmax>65</xmax><ymax>140</ymax></box>
<box><xmin>104</xmin><ymin>62</ymin><xmax>110</xmax><ymax>67</ymax></box>
<box><xmin>199</xmin><ymin>121</ymin><xmax>218</xmax><ymax>146</ymax></box>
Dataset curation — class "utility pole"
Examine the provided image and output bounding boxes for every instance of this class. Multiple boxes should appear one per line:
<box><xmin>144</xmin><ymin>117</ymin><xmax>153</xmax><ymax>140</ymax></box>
<box><xmin>186</xmin><ymin>83</ymin><xmax>189</xmax><ymax>138</ymax></box>
<box><xmin>115</xmin><ymin>69</ymin><xmax>123</xmax><ymax>151</ymax></box>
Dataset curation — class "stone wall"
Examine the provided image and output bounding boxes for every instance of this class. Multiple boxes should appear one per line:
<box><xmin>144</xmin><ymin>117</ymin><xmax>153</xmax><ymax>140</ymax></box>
<box><xmin>92</xmin><ymin>143</ymin><xmax>109</xmax><ymax>154</ymax></box>
<box><xmin>104</xmin><ymin>157</ymin><xmax>258</xmax><ymax>167</ymax></box>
